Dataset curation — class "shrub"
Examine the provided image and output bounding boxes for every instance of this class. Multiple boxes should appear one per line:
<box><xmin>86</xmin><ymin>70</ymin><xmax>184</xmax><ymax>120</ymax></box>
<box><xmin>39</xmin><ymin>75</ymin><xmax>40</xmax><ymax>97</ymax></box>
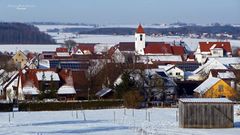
<box><xmin>123</xmin><ymin>90</ymin><xmax>143</xmax><ymax>108</ymax></box>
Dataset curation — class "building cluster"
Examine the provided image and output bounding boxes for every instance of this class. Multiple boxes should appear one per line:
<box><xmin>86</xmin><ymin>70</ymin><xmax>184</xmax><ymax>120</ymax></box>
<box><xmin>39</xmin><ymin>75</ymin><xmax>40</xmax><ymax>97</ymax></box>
<box><xmin>0</xmin><ymin>24</ymin><xmax>240</xmax><ymax>103</ymax></box>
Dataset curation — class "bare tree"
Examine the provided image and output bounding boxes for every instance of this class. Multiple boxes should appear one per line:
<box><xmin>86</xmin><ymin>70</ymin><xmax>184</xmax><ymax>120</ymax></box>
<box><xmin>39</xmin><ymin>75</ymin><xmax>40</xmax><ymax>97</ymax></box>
<box><xmin>63</xmin><ymin>40</ymin><xmax>77</xmax><ymax>52</ymax></box>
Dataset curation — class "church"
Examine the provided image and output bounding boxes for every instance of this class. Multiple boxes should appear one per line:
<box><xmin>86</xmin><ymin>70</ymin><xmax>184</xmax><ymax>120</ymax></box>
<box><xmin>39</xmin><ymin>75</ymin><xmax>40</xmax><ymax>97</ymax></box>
<box><xmin>108</xmin><ymin>24</ymin><xmax>186</xmax><ymax>63</ymax></box>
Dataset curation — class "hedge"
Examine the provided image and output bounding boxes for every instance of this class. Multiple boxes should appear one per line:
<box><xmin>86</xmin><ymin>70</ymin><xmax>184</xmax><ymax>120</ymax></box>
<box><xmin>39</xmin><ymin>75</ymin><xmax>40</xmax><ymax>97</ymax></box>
<box><xmin>0</xmin><ymin>103</ymin><xmax>13</xmax><ymax>112</ymax></box>
<box><xmin>0</xmin><ymin>100</ymin><xmax>123</xmax><ymax>112</ymax></box>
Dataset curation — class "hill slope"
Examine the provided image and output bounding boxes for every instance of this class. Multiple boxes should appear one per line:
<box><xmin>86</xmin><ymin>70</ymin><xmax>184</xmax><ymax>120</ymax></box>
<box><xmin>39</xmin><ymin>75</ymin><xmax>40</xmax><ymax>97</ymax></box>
<box><xmin>0</xmin><ymin>22</ymin><xmax>56</xmax><ymax>44</ymax></box>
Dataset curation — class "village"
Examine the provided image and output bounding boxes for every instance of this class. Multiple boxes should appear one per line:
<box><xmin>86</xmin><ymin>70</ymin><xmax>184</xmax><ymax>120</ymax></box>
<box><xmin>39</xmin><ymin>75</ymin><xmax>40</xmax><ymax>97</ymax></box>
<box><xmin>0</xmin><ymin>24</ymin><xmax>240</xmax><ymax>102</ymax></box>
<box><xmin>0</xmin><ymin>24</ymin><xmax>240</xmax><ymax>134</ymax></box>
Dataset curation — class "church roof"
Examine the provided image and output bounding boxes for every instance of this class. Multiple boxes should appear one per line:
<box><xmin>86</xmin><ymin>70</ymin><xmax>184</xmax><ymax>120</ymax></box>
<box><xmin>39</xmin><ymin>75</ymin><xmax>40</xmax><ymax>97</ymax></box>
<box><xmin>136</xmin><ymin>24</ymin><xmax>145</xmax><ymax>33</ymax></box>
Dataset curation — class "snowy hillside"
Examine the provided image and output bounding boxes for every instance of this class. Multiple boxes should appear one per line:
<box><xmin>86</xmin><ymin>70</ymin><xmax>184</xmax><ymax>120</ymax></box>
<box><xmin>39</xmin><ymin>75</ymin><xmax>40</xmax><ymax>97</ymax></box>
<box><xmin>0</xmin><ymin>107</ymin><xmax>240</xmax><ymax>135</ymax></box>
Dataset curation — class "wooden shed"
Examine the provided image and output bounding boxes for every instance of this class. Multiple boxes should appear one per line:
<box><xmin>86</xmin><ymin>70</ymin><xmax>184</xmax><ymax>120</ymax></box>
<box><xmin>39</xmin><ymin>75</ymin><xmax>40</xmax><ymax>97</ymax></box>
<box><xmin>179</xmin><ymin>98</ymin><xmax>234</xmax><ymax>128</ymax></box>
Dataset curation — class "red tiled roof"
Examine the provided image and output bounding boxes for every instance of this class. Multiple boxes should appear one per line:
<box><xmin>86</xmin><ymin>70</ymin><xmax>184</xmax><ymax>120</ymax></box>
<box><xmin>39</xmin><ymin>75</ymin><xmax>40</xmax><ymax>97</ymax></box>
<box><xmin>187</xmin><ymin>54</ymin><xmax>195</xmax><ymax>59</ymax></box>
<box><xmin>27</xmin><ymin>52</ymin><xmax>34</xmax><ymax>60</ymax></box>
<box><xmin>107</xmin><ymin>46</ymin><xmax>118</xmax><ymax>57</ymax></box>
<box><xmin>199</xmin><ymin>42</ymin><xmax>232</xmax><ymax>53</ymax></box>
<box><xmin>72</xmin><ymin>71</ymin><xmax>88</xmax><ymax>90</ymax></box>
<box><xmin>56</xmin><ymin>47</ymin><xmax>68</xmax><ymax>52</ymax></box>
<box><xmin>136</xmin><ymin>24</ymin><xmax>145</xmax><ymax>33</ymax></box>
<box><xmin>117</xmin><ymin>42</ymin><xmax>135</xmax><ymax>51</ymax></box>
<box><xmin>20</xmin><ymin>69</ymin><xmax>59</xmax><ymax>90</ymax></box>
<box><xmin>171</xmin><ymin>46</ymin><xmax>185</xmax><ymax>55</ymax></box>
<box><xmin>74</xmin><ymin>43</ymin><xmax>96</xmax><ymax>54</ymax></box>
<box><xmin>144</xmin><ymin>42</ymin><xmax>172</xmax><ymax>54</ymax></box>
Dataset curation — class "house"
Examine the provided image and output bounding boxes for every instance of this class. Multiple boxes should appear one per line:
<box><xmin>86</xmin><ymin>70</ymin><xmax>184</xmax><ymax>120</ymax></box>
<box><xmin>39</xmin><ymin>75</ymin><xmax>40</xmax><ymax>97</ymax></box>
<box><xmin>158</xmin><ymin>64</ymin><xmax>184</xmax><ymax>80</ymax></box>
<box><xmin>48</xmin><ymin>59</ymin><xmax>89</xmax><ymax>71</ymax></box>
<box><xmin>2</xmin><ymin>71</ymin><xmax>19</xmax><ymax>101</ymax></box>
<box><xmin>186</xmin><ymin>54</ymin><xmax>195</xmax><ymax>62</ymax></box>
<box><xmin>41</xmin><ymin>51</ymin><xmax>55</xmax><ymax>59</ymax></box>
<box><xmin>193</xmin><ymin>77</ymin><xmax>237</xmax><ymax>99</ymax></box>
<box><xmin>136</xmin><ymin>55</ymin><xmax>183</xmax><ymax>64</ymax></box>
<box><xmin>107</xmin><ymin>46</ymin><xmax>125</xmax><ymax>63</ymax></box>
<box><xmin>12</xmin><ymin>50</ymin><xmax>28</xmax><ymax>69</ymax></box>
<box><xmin>57</xmin><ymin>85</ymin><xmax>76</xmax><ymax>100</ymax></box>
<box><xmin>176</xmin><ymin>62</ymin><xmax>200</xmax><ymax>72</ymax></box>
<box><xmin>209</xmin><ymin>69</ymin><xmax>240</xmax><ymax>90</ymax></box>
<box><xmin>192</xmin><ymin>57</ymin><xmax>240</xmax><ymax>79</ymax></box>
<box><xmin>150</xmin><ymin>70</ymin><xmax>177</xmax><ymax>101</ymax></box>
<box><xmin>179</xmin><ymin>98</ymin><xmax>234</xmax><ymax>128</ymax></box>
<box><xmin>237</xmin><ymin>48</ymin><xmax>240</xmax><ymax>57</ymax></box>
<box><xmin>195</xmin><ymin>42</ymin><xmax>232</xmax><ymax>63</ymax></box>
<box><xmin>55</xmin><ymin>47</ymin><xmax>71</xmax><ymax>58</ymax></box>
<box><xmin>72</xmin><ymin>43</ymin><xmax>96</xmax><ymax>55</ymax></box>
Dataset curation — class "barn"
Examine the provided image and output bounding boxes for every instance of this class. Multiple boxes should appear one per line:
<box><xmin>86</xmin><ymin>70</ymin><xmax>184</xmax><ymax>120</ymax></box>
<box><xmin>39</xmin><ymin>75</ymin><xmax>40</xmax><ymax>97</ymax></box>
<box><xmin>179</xmin><ymin>98</ymin><xmax>234</xmax><ymax>128</ymax></box>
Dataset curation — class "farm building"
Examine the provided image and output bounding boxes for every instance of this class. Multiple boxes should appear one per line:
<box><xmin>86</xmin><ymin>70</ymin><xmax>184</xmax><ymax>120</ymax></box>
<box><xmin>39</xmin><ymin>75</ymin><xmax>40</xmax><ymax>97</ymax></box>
<box><xmin>193</xmin><ymin>77</ymin><xmax>237</xmax><ymax>99</ymax></box>
<box><xmin>179</xmin><ymin>98</ymin><xmax>234</xmax><ymax>128</ymax></box>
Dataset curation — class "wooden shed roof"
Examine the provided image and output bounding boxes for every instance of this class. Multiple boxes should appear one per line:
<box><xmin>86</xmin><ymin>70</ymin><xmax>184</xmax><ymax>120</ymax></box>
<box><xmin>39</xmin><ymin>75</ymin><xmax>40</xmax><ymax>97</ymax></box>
<box><xmin>179</xmin><ymin>98</ymin><xmax>232</xmax><ymax>104</ymax></box>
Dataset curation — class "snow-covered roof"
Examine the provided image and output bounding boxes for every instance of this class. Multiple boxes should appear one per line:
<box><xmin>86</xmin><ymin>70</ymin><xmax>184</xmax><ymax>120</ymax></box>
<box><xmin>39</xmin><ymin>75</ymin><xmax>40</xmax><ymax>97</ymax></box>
<box><xmin>179</xmin><ymin>98</ymin><xmax>232</xmax><ymax>103</ymax></box>
<box><xmin>193</xmin><ymin>77</ymin><xmax>221</xmax><ymax>94</ymax></box>
<box><xmin>138</xmin><ymin>55</ymin><xmax>182</xmax><ymax>63</ymax></box>
<box><xmin>57</xmin><ymin>85</ymin><xmax>76</xmax><ymax>95</ymax></box>
<box><xmin>158</xmin><ymin>64</ymin><xmax>175</xmax><ymax>71</ymax></box>
<box><xmin>39</xmin><ymin>60</ymin><xmax>50</xmax><ymax>69</ymax></box>
<box><xmin>217</xmin><ymin>71</ymin><xmax>236</xmax><ymax>79</ymax></box>
<box><xmin>36</xmin><ymin>71</ymin><xmax>60</xmax><ymax>81</ymax></box>
<box><xmin>96</xmin><ymin>88</ymin><xmax>112</xmax><ymax>97</ymax></box>
<box><xmin>23</xmin><ymin>86</ymin><xmax>39</xmax><ymax>95</ymax></box>
<box><xmin>193</xmin><ymin>59</ymin><xmax>227</xmax><ymax>74</ymax></box>
<box><xmin>0</xmin><ymin>69</ymin><xmax>5</xmax><ymax>75</ymax></box>
<box><xmin>208</xmin><ymin>57</ymin><xmax>240</xmax><ymax>66</ymax></box>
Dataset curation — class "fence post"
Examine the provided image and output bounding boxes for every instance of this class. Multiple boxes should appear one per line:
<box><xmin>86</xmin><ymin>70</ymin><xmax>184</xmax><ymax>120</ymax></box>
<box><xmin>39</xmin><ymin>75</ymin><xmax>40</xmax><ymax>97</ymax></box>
<box><xmin>176</xmin><ymin>110</ymin><xmax>178</xmax><ymax>122</ymax></box>
<box><xmin>145</xmin><ymin>109</ymin><xmax>148</xmax><ymax>121</ymax></box>
<box><xmin>132</xmin><ymin>109</ymin><xmax>134</xmax><ymax>117</ymax></box>
<box><xmin>83</xmin><ymin>111</ymin><xmax>86</xmax><ymax>121</ymax></box>
<box><xmin>148</xmin><ymin>112</ymin><xmax>151</xmax><ymax>122</ymax></box>
<box><xmin>76</xmin><ymin>110</ymin><xmax>78</xmax><ymax>119</ymax></box>
<box><xmin>113</xmin><ymin>111</ymin><xmax>116</xmax><ymax>123</ymax></box>
<box><xmin>8</xmin><ymin>112</ymin><xmax>10</xmax><ymax>123</ymax></box>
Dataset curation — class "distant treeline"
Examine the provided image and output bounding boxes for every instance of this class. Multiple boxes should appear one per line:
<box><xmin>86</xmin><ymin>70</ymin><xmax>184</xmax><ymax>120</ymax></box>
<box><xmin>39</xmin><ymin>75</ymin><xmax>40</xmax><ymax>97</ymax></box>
<box><xmin>50</xmin><ymin>25</ymin><xmax>240</xmax><ymax>39</ymax></box>
<box><xmin>0</xmin><ymin>22</ymin><xmax>56</xmax><ymax>44</ymax></box>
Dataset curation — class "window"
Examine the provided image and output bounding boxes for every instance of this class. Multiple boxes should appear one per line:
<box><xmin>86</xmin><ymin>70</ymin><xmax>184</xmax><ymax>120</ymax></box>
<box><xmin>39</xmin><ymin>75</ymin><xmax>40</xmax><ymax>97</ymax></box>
<box><xmin>169</xmin><ymin>72</ymin><xmax>172</xmax><ymax>75</ymax></box>
<box><xmin>176</xmin><ymin>72</ymin><xmax>180</xmax><ymax>76</ymax></box>
<box><xmin>140</xmin><ymin>34</ymin><xmax>143</xmax><ymax>41</ymax></box>
<box><xmin>218</xmin><ymin>85</ymin><xmax>224</xmax><ymax>92</ymax></box>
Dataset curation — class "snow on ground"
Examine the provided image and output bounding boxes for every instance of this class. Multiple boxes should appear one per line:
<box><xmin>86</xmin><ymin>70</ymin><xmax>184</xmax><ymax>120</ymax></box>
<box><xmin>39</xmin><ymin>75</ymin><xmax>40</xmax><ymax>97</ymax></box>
<box><xmin>0</xmin><ymin>106</ymin><xmax>240</xmax><ymax>135</ymax></box>
<box><xmin>36</xmin><ymin>25</ymin><xmax>94</xmax><ymax>32</ymax></box>
<box><xmin>0</xmin><ymin>44</ymin><xmax>61</xmax><ymax>53</ymax></box>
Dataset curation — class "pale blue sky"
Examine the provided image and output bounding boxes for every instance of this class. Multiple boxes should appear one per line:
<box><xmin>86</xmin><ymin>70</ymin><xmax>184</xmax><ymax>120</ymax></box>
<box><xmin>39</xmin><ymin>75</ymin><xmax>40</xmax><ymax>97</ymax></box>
<box><xmin>0</xmin><ymin>0</ymin><xmax>239</xmax><ymax>24</ymax></box>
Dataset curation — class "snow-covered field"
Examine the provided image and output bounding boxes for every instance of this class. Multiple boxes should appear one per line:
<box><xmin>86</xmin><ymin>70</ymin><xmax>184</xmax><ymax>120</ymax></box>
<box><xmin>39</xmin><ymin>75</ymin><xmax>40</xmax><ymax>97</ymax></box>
<box><xmin>0</xmin><ymin>107</ymin><xmax>240</xmax><ymax>135</ymax></box>
<box><xmin>0</xmin><ymin>44</ymin><xmax>61</xmax><ymax>53</ymax></box>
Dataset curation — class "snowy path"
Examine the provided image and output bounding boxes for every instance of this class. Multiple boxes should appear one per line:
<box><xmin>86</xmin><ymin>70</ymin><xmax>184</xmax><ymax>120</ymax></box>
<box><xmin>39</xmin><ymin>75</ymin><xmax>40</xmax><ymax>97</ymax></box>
<box><xmin>0</xmin><ymin>107</ymin><xmax>240</xmax><ymax>135</ymax></box>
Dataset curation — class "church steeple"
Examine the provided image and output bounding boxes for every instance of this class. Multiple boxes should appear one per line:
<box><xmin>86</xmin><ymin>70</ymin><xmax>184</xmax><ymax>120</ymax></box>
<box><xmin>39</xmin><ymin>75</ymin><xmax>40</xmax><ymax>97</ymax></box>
<box><xmin>136</xmin><ymin>24</ymin><xmax>145</xmax><ymax>33</ymax></box>
<box><xmin>135</xmin><ymin>24</ymin><xmax>146</xmax><ymax>55</ymax></box>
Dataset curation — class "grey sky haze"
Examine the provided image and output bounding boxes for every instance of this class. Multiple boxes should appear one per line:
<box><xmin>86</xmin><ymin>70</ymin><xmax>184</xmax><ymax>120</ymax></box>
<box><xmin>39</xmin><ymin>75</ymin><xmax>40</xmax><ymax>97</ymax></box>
<box><xmin>0</xmin><ymin>0</ymin><xmax>239</xmax><ymax>24</ymax></box>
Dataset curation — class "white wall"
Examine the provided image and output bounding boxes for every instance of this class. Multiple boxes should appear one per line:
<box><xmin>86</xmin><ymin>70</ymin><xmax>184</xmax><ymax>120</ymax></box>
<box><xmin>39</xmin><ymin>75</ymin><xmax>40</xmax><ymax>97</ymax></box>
<box><xmin>135</xmin><ymin>33</ymin><xmax>145</xmax><ymax>55</ymax></box>
<box><xmin>167</xmin><ymin>67</ymin><xmax>184</xmax><ymax>80</ymax></box>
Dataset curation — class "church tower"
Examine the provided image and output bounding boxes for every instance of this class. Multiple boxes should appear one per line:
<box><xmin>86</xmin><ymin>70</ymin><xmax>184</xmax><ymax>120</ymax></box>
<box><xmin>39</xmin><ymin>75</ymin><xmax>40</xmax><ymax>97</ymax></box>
<box><xmin>135</xmin><ymin>24</ymin><xmax>146</xmax><ymax>55</ymax></box>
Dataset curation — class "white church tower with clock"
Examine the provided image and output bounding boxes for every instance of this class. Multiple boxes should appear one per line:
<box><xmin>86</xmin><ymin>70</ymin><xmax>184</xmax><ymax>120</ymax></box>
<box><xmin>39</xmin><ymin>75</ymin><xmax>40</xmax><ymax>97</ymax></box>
<box><xmin>135</xmin><ymin>24</ymin><xmax>146</xmax><ymax>55</ymax></box>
